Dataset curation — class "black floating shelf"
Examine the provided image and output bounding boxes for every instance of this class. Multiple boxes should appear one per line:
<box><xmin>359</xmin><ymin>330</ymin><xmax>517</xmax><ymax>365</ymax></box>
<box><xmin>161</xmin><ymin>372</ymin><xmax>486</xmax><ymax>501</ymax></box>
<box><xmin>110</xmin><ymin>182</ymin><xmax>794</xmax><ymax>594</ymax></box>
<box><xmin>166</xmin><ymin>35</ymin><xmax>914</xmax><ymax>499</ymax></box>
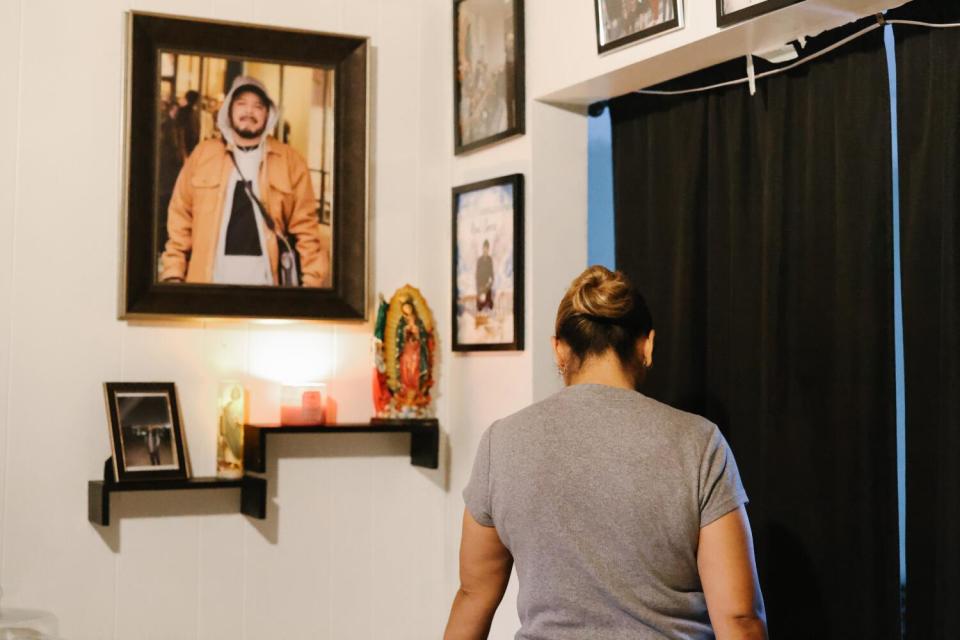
<box><xmin>243</xmin><ymin>419</ymin><xmax>439</xmax><ymax>473</ymax></box>
<box><xmin>88</xmin><ymin>459</ymin><xmax>267</xmax><ymax>526</ymax></box>
<box><xmin>89</xmin><ymin>420</ymin><xmax>438</xmax><ymax>527</ymax></box>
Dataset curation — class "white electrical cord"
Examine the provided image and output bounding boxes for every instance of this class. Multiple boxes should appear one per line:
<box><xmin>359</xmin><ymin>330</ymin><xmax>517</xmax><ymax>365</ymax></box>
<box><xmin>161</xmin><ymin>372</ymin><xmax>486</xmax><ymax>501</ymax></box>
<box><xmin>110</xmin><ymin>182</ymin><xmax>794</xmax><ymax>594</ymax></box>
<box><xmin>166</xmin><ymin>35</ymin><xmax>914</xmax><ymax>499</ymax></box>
<box><xmin>634</xmin><ymin>16</ymin><xmax>960</xmax><ymax>97</ymax></box>
<box><xmin>887</xmin><ymin>19</ymin><xmax>960</xmax><ymax>28</ymax></box>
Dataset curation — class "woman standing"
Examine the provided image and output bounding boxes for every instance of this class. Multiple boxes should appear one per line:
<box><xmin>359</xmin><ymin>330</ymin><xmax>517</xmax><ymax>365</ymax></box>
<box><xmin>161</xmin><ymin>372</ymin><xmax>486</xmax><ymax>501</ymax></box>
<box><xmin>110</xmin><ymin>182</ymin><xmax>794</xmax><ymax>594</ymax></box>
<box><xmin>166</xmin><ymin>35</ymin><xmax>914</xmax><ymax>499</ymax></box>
<box><xmin>445</xmin><ymin>266</ymin><xmax>766</xmax><ymax>639</ymax></box>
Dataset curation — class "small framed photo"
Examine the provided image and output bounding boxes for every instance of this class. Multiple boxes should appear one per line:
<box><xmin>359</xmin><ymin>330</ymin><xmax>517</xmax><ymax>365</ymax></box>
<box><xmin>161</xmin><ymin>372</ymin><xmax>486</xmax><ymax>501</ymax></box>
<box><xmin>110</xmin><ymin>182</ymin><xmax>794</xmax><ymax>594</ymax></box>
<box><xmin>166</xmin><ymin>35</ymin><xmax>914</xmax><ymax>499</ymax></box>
<box><xmin>452</xmin><ymin>174</ymin><xmax>524</xmax><ymax>351</ymax></box>
<box><xmin>103</xmin><ymin>383</ymin><xmax>190</xmax><ymax>482</ymax></box>
<box><xmin>717</xmin><ymin>0</ymin><xmax>803</xmax><ymax>27</ymax></box>
<box><xmin>454</xmin><ymin>0</ymin><xmax>525</xmax><ymax>154</ymax></box>
<box><xmin>595</xmin><ymin>0</ymin><xmax>683</xmax><ymax>54</ymax></box>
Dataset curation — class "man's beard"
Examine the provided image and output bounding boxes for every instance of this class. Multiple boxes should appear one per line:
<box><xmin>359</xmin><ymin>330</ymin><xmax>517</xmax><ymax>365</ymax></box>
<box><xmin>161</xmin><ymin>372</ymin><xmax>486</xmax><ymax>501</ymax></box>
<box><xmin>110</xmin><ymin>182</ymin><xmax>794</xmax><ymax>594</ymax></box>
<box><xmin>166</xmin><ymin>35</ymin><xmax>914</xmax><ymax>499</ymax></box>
<box><xmin>233</xmin><ymin>120</ymin><xmax>266</xmax><ymax>140</ymax></box>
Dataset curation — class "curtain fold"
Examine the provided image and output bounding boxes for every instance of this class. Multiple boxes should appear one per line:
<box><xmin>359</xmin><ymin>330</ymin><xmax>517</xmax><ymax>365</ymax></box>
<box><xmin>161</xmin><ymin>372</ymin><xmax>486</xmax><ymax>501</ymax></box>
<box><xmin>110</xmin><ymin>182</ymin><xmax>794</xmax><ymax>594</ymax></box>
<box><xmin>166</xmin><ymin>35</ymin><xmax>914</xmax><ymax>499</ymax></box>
<box><xmin>891</xmin><ymin>2</ymin><xmax>960</xmax><ymax>637</ymax></box>
<box><xmin>610</xmin><ymin>22</ymin><xmax>900</xmax><ymax>640</ymax></box>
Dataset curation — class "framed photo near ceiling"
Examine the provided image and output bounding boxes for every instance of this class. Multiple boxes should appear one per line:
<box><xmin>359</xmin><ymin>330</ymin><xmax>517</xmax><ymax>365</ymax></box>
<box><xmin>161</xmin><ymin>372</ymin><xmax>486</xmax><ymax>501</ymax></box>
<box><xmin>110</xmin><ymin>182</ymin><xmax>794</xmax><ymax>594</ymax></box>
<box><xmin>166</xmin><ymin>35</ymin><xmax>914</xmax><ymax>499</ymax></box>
<box><xmin>452</xmin><ymin>174</ymin><xmax>524</xmax><ymax>351</ymax></box>
<box><xmin>122</xmin><ymin>12</ymin><xmax>368</xmax><ymax>320</ymax></box>
<box><xmin>717</xmin><ymin>0</ymin><xmax>803</xmax><ymax>27</ymax></box>
<box><xmin>454</xmin><ymin>0</ymin><xmax>525</xmax><ymax>154</ymax></box>
<box><xmin>595</xmin><ymin>0</ymin><xmax>683</xmax><ymax>54</ymax></box>
<box><xmin>104</xmin><ymin>382</ymin><xmax>190</xmax><ymax>482</ymax></box>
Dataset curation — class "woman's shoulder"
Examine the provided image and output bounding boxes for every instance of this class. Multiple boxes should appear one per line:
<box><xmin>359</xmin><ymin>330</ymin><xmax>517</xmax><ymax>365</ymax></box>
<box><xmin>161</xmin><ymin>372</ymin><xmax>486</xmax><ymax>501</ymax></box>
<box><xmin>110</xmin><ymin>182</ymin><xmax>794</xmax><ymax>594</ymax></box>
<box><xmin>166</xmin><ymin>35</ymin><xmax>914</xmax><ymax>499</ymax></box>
<box><xmin>500</xmin><ymin>384</ymin><xmax>719</xmax><ymax>440</ymax></box>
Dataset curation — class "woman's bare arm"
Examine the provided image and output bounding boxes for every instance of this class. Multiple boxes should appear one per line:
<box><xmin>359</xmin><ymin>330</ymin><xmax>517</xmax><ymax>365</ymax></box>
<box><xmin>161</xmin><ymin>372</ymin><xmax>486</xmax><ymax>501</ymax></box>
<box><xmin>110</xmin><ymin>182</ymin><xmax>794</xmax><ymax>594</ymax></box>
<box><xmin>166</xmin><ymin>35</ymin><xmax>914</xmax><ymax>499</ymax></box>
<box><xmin>444</xmin><ymin>509</ymin><xmax>513</xmax><ymax>640</ymax></box>
<box><xmin>698</xmin><ymin>506</ymin><xmax>768</xmax><ymax>640</ymax></box>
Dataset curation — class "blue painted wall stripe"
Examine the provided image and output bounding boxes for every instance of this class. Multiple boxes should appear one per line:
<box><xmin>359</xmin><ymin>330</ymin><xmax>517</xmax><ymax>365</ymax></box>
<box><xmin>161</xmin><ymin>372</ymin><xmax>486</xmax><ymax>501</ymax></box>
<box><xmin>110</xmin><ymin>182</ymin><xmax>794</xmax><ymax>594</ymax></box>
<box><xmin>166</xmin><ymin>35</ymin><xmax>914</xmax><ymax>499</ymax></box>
<box><xmin>884</xmin><ymin>22</ymin><xmax>908</xmax><ymax>599</ymax></box>
<box><xmin>588</xmin><ymin>108</ymin><xmax>615</xmax><ymax>270</ymax></box>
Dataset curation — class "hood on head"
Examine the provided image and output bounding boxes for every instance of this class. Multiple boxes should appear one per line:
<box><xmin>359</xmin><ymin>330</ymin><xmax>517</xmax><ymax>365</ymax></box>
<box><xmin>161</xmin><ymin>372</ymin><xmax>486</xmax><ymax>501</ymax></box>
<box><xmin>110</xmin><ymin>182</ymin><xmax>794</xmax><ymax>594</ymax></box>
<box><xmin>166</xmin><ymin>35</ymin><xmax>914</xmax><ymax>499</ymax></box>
<box><xmin>217</xmin><ymin>75</ymin><xmax>280</xmax><ymax>148</ymax></box>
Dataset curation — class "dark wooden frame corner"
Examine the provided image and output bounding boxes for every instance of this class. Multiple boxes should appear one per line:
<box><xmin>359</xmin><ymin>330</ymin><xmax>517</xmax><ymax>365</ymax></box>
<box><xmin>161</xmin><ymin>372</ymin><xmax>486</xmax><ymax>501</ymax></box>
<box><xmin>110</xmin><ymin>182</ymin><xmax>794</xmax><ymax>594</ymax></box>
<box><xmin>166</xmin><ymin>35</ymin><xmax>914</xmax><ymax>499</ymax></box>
<box><xmin>103</xmin><ymin>382</ymin><xmax>189</xmax><ymax>483</ymax></box>
<box><xmin>451</xmin><ymin>174</ymin><xmax>525</xmax><ymax>352</ymax></box>
<box><xmin>594</xmin><ymin>0</ymin><xmax>683</xmax><ymax>54</ymax></box>
<box><xmin>716</xmin><ymin>0</ymin><xmax>804</xmax><ymax>28</ymax></box>
<box><xmin>122</xmin><ymin>12</ymin><xmax>368</xmax><ymax>320</ymax></box>
<box><xmin>453</xmin><ymin>0</ymin><xmax>525</xmax><ymax>155</ymax></box>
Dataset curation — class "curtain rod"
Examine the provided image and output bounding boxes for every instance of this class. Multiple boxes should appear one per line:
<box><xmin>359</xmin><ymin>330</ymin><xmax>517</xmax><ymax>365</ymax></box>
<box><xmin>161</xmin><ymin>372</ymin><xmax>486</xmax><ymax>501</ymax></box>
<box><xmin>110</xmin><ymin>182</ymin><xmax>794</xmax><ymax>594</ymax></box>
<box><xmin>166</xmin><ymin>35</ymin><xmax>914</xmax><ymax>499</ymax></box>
<box><xmin>634</xmin><ymin>16</ymin><xmax>960</xmax><ymax>98</ymax></box>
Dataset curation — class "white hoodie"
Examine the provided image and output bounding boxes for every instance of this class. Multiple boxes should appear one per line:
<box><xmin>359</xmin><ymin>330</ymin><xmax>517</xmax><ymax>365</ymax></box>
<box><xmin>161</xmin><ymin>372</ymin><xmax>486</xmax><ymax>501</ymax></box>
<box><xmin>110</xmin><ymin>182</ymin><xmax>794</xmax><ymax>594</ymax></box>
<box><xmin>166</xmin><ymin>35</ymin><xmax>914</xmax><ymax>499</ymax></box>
<box><xmin>213</xmin><ymin>76</ymin><xmax>281</xmax><ymax>286</ymax></box>
<box><xmin>216</xmin><ymin>75</ymin><xmax>280</xmax><ymax>149</ymax></box>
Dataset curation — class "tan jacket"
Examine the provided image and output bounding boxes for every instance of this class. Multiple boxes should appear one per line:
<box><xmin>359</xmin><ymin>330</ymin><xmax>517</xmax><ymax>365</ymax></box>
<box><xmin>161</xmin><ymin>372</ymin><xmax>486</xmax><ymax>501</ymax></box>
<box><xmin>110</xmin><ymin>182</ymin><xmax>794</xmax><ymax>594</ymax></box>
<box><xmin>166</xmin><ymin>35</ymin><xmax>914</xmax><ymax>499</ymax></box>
<box><xmin>160</xmin><ymin>137</ymin><xmax>329</xmax><ymax>286</ymax></box>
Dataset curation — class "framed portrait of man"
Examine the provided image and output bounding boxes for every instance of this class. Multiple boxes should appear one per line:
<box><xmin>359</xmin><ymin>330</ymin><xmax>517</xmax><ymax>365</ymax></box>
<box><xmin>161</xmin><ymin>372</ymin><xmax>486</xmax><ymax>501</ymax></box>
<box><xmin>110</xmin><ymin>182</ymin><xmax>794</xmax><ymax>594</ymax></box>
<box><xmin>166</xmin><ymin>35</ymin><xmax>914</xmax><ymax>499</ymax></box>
<box><xmin>594</xmin><ymin>0</ymin><xmax>683</xmax><ymax>54</ymax></box>
<box><xmin>452</xmin><ymin>174</ymin><xmax>524</xmax><ymax>351</ymax></box>
<box><xmin>716</xmin><ymin>0</ymin><xmax>803</xmax><ymax>27</ymax></box>
<box><xmin>454</xmin><ymin>0</ymin><xmax>525</xmax><ymax>154</ymax></box>
<box><xmin>103</xmin><ymin>382</ymin><xmax>189</xmax><ymax>482</ymax></box>
<box><xmin>121</xmin><ymin>12</ymin><xmax>368</xmax><ymax>320</ymax></box>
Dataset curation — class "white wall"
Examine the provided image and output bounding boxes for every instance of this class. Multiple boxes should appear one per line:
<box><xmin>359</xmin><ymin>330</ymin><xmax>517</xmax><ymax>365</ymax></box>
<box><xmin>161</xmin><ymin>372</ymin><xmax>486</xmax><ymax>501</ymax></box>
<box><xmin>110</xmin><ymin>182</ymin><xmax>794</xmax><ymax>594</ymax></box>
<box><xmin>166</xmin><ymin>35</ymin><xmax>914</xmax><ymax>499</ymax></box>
<box><xmin>0</xmin><ymin>0</ymin><xmax>580</xmax><ymax>635</ymax></box>
<box><xmin>0</xmin><ymin>0</ymin><xmax>455</xmax><ymax>638</ymax></box>
<box><xmin>536</xmin><ymin>0</ymin><xmax>909</xmax><ymax>107</ymax></box>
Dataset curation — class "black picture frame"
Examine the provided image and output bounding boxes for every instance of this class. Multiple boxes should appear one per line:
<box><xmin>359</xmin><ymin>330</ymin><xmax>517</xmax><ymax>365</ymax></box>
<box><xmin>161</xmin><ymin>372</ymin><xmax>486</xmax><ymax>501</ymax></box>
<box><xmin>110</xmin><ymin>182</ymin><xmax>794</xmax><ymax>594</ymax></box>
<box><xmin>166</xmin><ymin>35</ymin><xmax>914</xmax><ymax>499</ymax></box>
<box><xmin>453</xmin><ymin>0</ymin><xmax>525</xmax><ymax>155</ymax></box>
<box><xmin>594</xmin><ymin>0</ymin><xmax>682</xmax><ymax>54</ymax></box>
<box><xmin>104</xmin><ymin>382</ymin><xmax>190</xmax><ymax>482</ymax></box>
<box><xmin>452</xmin><ymin>174</ymin><xmax>524</xmax><ymax>352</ymax></box>
<box><xmin>122</xmin><ymin>12</ymin><xmax>368</xmax><ymax>320</ymax></box>
<box><xmin>716</xmin><ymin>0</ymin><xmax>803</xmax><ymax>28</ymax></box>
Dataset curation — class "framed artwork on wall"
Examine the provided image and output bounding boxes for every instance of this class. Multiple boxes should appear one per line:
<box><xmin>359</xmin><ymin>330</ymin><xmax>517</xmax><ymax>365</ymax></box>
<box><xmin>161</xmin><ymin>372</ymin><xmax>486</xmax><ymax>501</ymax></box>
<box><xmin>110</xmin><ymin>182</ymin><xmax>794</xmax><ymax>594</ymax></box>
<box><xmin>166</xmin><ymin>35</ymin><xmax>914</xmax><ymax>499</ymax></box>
<box><xmin>454</xmin><ymin>0</ymin><xmax>525</xmax><ymax>154</ymax></box>
<box><xmin>595</xmin><ymin>0</ymin><xmax>683</xmax><ymax>54</ymax></box>
<box><xmin>104</xmin><ymin>382</ymin><xmax>190</xmax><ymax>482</ymax></box>
<box><xmin>122</xmin><ymin>12</ymin><xmax>368</xmax><ymax>320</ymax></box>
<box><xmin>716</xmin><ymin>0</ymin><xmax>803</xmax><ymax>27</ymax></box>
<box><xmin>452</xmin><ymin>174</ymin><xmax>524</xmax><ymax>352</ymax></box>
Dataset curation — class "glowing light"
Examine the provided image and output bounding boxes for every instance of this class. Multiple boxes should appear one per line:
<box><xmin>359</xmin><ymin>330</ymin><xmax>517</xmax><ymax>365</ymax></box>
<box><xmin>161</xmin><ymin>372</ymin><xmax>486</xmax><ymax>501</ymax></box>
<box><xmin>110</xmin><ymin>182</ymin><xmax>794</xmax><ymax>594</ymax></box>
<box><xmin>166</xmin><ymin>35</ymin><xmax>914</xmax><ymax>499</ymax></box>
<box><xmin>248</xmin><ymin>325</ymin><xmax>336</xmax><ymax>384</ymax></box>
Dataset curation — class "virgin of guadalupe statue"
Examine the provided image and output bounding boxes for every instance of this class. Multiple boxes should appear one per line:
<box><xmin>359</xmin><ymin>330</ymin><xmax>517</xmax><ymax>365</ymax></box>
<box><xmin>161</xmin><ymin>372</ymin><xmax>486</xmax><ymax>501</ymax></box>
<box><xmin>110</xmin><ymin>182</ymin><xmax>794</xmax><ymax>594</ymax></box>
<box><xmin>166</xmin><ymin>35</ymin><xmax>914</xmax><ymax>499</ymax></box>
<box><xmin>373</xmin><ymin>285</ymin><xmax>436</xmax><ymax>419</ymax></box>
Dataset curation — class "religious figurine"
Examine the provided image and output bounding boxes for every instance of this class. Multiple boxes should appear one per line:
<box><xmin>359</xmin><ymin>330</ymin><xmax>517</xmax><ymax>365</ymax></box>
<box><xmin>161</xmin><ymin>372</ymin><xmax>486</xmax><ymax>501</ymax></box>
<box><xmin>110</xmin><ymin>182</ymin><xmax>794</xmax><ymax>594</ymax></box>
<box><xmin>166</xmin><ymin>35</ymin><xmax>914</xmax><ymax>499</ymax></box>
<box><xmin>373</xmin><ymin>285</ymin><xmax>436</xmax><ymax>419</ymax></box>
<box><xmin>217</xmin><ymin>381</ymin><xmax>246</xmax><ymax>478</ymax></box>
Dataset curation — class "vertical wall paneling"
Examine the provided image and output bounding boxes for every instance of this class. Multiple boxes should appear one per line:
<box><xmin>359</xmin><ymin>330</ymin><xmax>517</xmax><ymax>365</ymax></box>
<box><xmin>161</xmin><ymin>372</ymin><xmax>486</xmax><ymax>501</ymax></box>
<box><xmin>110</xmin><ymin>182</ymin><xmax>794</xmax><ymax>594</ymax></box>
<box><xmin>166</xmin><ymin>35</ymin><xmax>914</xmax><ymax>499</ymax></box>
<box><xmin>0</xmin><ymin>0</ymin><xmax>457</xmax><ymax>636</ymax></box>
<box><xmin>0</xmin><ymin>0</ymin><xmax>21</xmax><ymax>605</ymax></box>
<box><xmin>253</xmin><ymin>0</ymin><xmax>339</xmax><ymax>29</ymax></box>
<box><xmin>1</xmin><ymin>0</ymin><xmax>604</xmax><ymax>637</ymax></box>
<box><xmin>3</xmin><ymin>0</ymin><xmax>125</xmax><ymax>636</ymax></box>
<box><xmin>116</xmin><ymin>513</ymin><xmax>201</xmax><ymax>639</ymax></box>
<box><xmin>373</xmin><ymin>0</ymin><xmax>422</xmax><ymax>295</ymax></box>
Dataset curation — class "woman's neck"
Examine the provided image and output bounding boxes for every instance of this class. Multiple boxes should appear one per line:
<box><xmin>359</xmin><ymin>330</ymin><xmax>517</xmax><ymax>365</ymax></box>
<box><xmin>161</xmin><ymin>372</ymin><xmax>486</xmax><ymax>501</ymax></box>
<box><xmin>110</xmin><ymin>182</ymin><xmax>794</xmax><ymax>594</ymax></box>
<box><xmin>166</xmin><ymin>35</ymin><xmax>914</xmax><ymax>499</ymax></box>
<box><xmin>567</xmin><ymin>350</ymin><xmax>635</xmax><ymax>391</ymax></box>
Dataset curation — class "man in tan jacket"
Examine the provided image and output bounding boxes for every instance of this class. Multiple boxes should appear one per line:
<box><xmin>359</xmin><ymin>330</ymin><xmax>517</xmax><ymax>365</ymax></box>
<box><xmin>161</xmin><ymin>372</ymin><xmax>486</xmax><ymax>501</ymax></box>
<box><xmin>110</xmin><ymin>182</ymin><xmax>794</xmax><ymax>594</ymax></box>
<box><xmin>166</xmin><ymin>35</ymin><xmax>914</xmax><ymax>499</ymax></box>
<box><xmin>160</xmin><ymin>76</ymin><xmax>329</xmax><ymax>287</ymax></box>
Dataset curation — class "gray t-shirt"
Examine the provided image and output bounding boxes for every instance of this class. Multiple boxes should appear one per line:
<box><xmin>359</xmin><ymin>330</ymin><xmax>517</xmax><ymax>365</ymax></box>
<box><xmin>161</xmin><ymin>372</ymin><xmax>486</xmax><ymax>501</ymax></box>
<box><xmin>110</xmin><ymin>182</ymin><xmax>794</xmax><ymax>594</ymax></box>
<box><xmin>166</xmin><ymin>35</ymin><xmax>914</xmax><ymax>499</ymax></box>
<box><xmin>463</xmin><ymin>384</ymin><xmax>748</xmax><ymax>640</ymax></box>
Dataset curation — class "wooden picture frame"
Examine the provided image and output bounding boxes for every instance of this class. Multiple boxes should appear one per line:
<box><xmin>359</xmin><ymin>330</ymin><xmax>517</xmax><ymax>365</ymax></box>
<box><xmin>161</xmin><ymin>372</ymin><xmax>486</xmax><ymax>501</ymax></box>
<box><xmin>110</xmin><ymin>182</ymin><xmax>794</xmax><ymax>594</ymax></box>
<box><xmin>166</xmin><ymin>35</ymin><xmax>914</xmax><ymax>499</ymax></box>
<box><xmin>452</xmin><ymin>174</ymin><xmax>524</xmax><ymax>351</ymax></box>
<box><xmin>716</xmin><ymin>0</ymin><xmax>803</xmax><ymax>28</ymax></box>
<box><xmin>595</xmin><ymin>0</ymin><xmax>683</xmax><ymax>54</ymax></box>
<box><xmin>104</xmin><ymin>382</ymin><xmax>190</xmax><ymax>482</ymax></box>
<box><xmin>122</xmin><ymin>12</ymin><xmax>368</xmax><ymax>320</ymax></box>
<box><xmin>454</xmin><ymin>0</ymin><xmax>525</xmax><ymax>154</ymax></box>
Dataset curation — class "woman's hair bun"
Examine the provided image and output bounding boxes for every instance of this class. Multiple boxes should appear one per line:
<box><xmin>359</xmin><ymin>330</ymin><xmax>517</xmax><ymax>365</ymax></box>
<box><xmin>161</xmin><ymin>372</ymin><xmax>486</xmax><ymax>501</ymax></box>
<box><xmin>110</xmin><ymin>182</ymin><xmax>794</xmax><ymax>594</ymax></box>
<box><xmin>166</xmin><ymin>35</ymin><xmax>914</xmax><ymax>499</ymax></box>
<box><xmin>554</xmin><ymin>266</ymin><xmax>653</xmax><ymax>378</ymax></box>
<box><xmin>569</xmin><ymin>265</ymin><xmax>633</xmax><ymax>320</ymax></box>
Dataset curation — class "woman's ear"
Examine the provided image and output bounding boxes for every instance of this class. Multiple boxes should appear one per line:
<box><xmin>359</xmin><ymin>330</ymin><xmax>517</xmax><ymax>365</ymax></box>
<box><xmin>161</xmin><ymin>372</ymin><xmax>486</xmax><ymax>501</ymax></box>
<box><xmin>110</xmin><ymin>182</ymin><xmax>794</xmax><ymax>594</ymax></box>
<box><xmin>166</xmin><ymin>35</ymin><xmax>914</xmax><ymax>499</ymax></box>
<box><xmin>553</xmin><ymin>337</ymin><xmax>571</xmax><ymax>372</ymax></box>
<box><xmin>641</xmin><ymin>330</ymin><xmax>655</xmax><ymax>368</ymax></box>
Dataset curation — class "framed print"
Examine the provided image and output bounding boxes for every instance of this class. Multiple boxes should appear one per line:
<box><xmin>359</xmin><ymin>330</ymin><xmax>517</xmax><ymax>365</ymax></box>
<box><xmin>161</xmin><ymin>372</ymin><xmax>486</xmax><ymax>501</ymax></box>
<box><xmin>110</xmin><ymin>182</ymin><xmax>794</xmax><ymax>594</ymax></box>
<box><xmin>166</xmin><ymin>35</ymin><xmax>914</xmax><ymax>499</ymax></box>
<box><xmin>454</xmin><ymin>0</ymin><xmax>525</xmax><ymax>154</ymax></box>
<box><xmin>452</xmin><ymin>174</ymin><xmax>524</xmax><ymax>351</ymax></box>
<box><xmin>595</xmin><ymin>0</ymin><xmax>683</xmax><ymax>53</ymax></box>
<box><xmin>717</xmin><ymin>0</ymin><xmax>803</xmax><ymax>27</ymax></box>
<box><xmin>122</xmin><ymin>12</ymin><xmax>368</xmax><ymax>320</ymax></box>
<box><xmin>104</xmin><ymin>382</ymin><xmax>189</xmax><ymax>482</ymax></box>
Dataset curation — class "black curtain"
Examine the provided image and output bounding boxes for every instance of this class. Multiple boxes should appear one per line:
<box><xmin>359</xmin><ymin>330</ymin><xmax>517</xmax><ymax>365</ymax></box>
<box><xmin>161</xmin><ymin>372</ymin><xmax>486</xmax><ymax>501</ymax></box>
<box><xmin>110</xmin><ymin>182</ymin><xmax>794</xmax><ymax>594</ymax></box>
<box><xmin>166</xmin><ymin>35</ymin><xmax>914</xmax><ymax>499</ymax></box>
<box><xmin>609</xmin><ymin>21</ymin><xmax>900</xmax><ymax>640</ymax></box>
<box><xmin>891</xmin><ymin>2</ymin><xmax>960</xmax><ymax>638</ymax></box>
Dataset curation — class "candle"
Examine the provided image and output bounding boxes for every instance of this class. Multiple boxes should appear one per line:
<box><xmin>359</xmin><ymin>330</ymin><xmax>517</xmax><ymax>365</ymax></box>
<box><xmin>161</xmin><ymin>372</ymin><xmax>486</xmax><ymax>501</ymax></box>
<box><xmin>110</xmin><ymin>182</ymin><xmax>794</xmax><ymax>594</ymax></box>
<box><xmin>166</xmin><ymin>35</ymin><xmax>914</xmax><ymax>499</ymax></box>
<box><xmin>280</xmin><ymin>383</ymin><xmax>326</xmax><ymax>426</ymax></box>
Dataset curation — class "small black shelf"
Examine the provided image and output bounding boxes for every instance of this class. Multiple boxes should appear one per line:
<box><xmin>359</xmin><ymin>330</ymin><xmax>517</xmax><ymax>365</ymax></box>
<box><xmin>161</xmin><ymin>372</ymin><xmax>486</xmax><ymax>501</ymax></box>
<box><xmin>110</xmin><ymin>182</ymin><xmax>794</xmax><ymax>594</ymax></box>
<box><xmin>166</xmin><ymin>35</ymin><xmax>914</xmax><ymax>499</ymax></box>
<box><xmin>243</xmin><ymin>419</ymin><xmax>440</xmax><ymax>473</ymax></box>
<box><xmin>89</xmin><ymin>420</ymin><xmax>438</xmax><ymax>526</ymax></box>
<box><xmin>88</xmin><ymin>460</ymin><xmax>267</xmax><ymax>526</ymax></box>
